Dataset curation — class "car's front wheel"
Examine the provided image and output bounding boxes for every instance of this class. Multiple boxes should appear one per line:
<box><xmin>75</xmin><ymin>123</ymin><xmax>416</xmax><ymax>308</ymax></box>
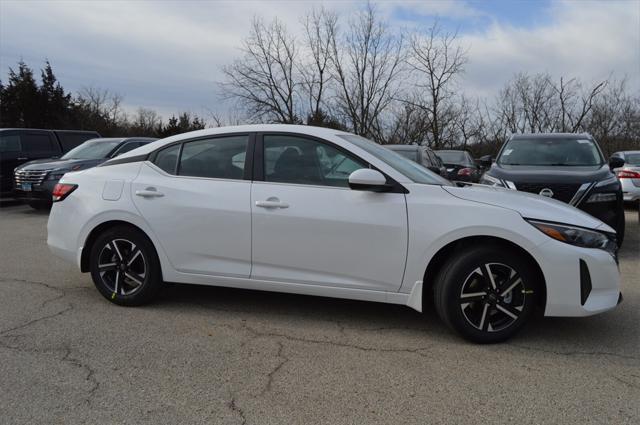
<box><xmin>89</xmin><ymin>225</ymin><xmax>162</xmax><ymax>306</ymax></box>
<box><xmin>434</xmin><ymin>245</ymin><xmax>538</xmax><ymax>343</ymax></box>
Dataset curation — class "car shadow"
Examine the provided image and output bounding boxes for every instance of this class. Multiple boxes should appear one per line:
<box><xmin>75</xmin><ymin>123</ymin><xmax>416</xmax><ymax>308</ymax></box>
<box><xmin>152</xmin><ymin>282</ymin><xmax>637</xmax><ymax>354</ymax></box>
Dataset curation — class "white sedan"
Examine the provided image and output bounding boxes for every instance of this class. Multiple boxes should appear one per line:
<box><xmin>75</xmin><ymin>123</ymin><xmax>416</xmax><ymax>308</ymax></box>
<box><xmin>47</xmin><ymin>125</ymin><xmax>621</xmax><ymax>343</ymax></box>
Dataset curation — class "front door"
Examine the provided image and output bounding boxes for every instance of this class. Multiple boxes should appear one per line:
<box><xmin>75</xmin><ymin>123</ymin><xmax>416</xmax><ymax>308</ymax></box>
<box><xmin>250</xmin><ymin>134</ymin><xmax>408</xmax><ymax>292</ymax></box>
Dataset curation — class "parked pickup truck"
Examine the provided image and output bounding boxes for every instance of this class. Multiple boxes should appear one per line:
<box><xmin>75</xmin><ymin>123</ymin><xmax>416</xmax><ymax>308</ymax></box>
<box><xmin>0</xmin><ymin>128</ymin><xmax>100</xmax><ymax>197</ymax></box>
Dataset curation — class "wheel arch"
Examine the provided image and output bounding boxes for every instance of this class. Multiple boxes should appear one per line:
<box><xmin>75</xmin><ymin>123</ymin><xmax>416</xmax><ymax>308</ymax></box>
<box><xmin>421</xmin><ymin>235</ymin><xmax>547</xmax><ymax>311</ymax></box>
<box><xmin>80</xmin><ymin>220</ymin><xmax>162</xmax><ymax>277</ymax></box>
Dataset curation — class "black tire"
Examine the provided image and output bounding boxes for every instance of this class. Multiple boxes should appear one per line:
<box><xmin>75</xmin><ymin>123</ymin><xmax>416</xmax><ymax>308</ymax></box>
<box><xmin>434</xmin><ymin>244</ymin><xmax>538</xmax><ymax>344</ymax></box>
<box><xmin>89</xmin><ymin>225</ymin><xmax>162</xmax><ymax>306</ymax></box>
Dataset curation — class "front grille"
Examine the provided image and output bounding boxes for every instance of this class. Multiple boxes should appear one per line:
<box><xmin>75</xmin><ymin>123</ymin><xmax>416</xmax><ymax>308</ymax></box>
<box><xmin>514</xmin><ymin>182</ymin><xmax>581</xmax><ymax>203</ymax></box>
<box><xmin>14</xmin><ymin>169</ymin><xmax>50</xmax><ymax>186</ymax></box>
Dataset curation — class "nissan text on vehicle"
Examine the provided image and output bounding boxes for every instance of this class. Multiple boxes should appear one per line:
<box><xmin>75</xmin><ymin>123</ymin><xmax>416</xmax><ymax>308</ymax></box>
<box><xmin>47</xmin><ymin>125</ymin><xmax>621</xmax><ymax>343</ymax></box>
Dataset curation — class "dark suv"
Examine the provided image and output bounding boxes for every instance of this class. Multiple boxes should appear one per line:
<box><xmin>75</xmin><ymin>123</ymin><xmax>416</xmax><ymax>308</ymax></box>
<box><xmin>479</xmin><ymin>133</ymin><xmax>626</xmax><ymax>245</ymax></box>
<box><xmin>1</xmin><ymin>128</ymin><xmax>100</xmax><ymax>197</ymax></box>
<box><xmin>385</xmin><ymin>144</ymin><xmax>448</xmax><ymax>177</ymax></box>
<box><xmin>14</xmin><ymin>137</ymin><xmax>156</xmax><ymax>209</ymax></box>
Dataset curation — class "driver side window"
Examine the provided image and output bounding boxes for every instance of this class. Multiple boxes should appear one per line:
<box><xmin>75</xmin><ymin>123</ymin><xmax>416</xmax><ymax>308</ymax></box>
<box><xmin>263</xmin><ymin>135</ymin><xmax>366</xmax><ymax>187</ymax></box>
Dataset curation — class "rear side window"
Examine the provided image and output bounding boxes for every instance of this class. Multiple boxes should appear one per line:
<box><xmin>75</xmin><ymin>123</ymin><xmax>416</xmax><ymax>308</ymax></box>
<box><xmin>153</xmin><ymin>144</ymin><xmax>180</xmax><ymax>174</ymax></box>
<box><xmin>22</xmin><ymin>133</ymin><xmax>56</xmax><ymax>153</ymax></box>
<box><xmin>178</xmin><ymin>135</ymin><xmax>248</xmax><ymax>179</ymax></box>
<box><xmin>0</xmin><ymin>135</ymin><xmax>21</xmax><ymax>152</ymax></box>
<box><xmin>113</xmin><ymin>142</ymin><xmax>143</xmax><ymax>157</ymax></box>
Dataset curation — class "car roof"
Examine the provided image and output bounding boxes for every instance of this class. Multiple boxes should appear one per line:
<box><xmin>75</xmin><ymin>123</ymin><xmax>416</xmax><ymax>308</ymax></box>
<box><xmin>386</xmin><ymin>144</ymin><xmax>419</xmax><ymax>151</ymax></box>
<box><xmin>435</xmin><ymin>149</ymin><xmax>467</xmax><ymax>153</ymax></box>
<box><xmin>510</xmin><ymin>133</ymin><xmax>592</xmax><ymax>140</ymax></box>
<box><xmin>84</xmin><ymin>137</ymin><xmax>157</xmax><ymax>143</ymax></box>
<box><xmin>114</xmin><ymin>124</ymin><xmax>353</xmax><ymax>159</ymax></box>
<box><xmin>0</xmin><ymin>128</ymin><xmax>99</xmax><ymax>134</ymax></box>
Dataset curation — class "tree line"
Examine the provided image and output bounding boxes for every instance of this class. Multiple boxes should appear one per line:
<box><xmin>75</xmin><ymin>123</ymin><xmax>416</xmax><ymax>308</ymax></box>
<box><xmin>220</xmin><ymin>5</ymin><xmax>639</xmax><ymax>156</ymax></box>
<box><xmin>0</xmin><ymin>61</ymin><xmax>205</xmax><ymax>138</ymax></box>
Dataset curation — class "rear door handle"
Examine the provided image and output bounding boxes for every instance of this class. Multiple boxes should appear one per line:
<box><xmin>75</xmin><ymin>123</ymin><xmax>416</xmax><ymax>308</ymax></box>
<box><xmin>135</xmin><ymin>187</ymin><xmax>164</xmax><ymax>198</ymax></box>
<box><xmin>255</xmin><ymin>199</ymin><xmax>289</xmax><ymax>209</ymax></box>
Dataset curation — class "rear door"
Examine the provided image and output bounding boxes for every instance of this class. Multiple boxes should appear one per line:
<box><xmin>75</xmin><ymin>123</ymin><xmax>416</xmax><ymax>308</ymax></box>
<box><xmin>132</xmin><ymin>134</ymin><xmax>253</xmax><ymax>277</ymax></box>
<box><xmin>21</xmin><ymin>131</ymin><xmax>60</xmax><ymax>160</ymax></box>
<box><xmin>250</xmin><ymin>133</ymin><xmax>408</xmax><ymax>292</ymax></box>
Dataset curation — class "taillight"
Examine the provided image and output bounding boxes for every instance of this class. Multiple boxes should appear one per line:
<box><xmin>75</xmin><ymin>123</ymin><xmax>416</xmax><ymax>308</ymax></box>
<box><xmin>617</xmin><ymin>170</ymin><xmax>640</xmax><ymax>179</ymax></box>
<box><xmin>52</xmin><ymin>183</ymin><xmax>77</xmax><ymax>202</ymax></box>
<box><xmin>457</xmin><ymin>167</ymin><xmax>472</xmax><ymax>176</ymax></box>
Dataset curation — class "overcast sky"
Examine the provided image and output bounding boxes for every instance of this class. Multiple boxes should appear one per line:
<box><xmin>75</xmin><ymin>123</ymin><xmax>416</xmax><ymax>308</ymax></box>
<box><xmin>1</xmin><ymin>0</ymin><xmax>639</xmax><ymax>120</ymax></box>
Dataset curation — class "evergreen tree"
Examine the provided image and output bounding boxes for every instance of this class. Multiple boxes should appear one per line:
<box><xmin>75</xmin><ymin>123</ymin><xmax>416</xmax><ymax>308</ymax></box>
<box><xmin>0</xmin><ymin>61</ymin><xmax>40</xmax><ymax>127</ymax></box>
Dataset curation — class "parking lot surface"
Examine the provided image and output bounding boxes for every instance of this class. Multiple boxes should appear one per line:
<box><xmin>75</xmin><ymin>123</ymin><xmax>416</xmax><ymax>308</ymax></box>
<box><xmin>1</xmin><ymin>202</ymin><xmax>638</xmax><ymax>424</ymax></box>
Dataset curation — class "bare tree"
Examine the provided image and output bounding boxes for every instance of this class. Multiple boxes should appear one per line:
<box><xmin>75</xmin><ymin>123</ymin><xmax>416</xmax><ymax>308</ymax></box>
<box><xmin>131</xmin><ymin>107</ymin><xmax>162</xmax><ymax>134</ymax></box>
<box><xmin>328</xmin><ymin>3</ymin><xmax>404</xmax><ymax>142</ymax></box>
<box><xmin>550</xmin><ymin>76</ymin><xmax>606</xmax><ymax>132</ymax></box>
<box><xmin>301</xmin><ymin>8</ymin><xmax>337</xmax><ymax>124</ymax></box>
<box><xmin>221</xmin><ymin>17</ymin><xmax>300</xmax><ymax>123</ymax></box>
<box><xmin>405</xmin><ymin>21</ymin><xmax>467</xmax><ymax>148</ymax></box>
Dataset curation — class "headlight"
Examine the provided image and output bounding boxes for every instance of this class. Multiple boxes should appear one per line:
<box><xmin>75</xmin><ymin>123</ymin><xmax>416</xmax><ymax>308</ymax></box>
<box><xmin>586</xmin><ymin>192</ymin><xmax>617</xmax><ymax>203</ymax></box>
<box><xmin>595</xmin><ymin>176</ymin><xmax>618</xmax><ymax>187</ymax></box>
<box><xmin>526</xmin><ymin>219</ymin><xmax>617</xmax><ymax>257</ymax></box>
<box><xmin>480</xmin><ymin>174</ymin><xmax>505</xmax><ymax>187</ymax></box>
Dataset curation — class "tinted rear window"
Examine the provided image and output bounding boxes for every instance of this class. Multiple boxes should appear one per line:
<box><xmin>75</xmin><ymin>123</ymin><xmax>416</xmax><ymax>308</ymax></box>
<box><xmin>436</xmin><ymin>151</ymin><xmax>467</xmax><ymax>164</ymax></box>
<box><xmin>0</xmin><ymin>135</ymin><xmax>21</xmax><ymax>152</ymax></box>
<box><xmin>22</xmin><ymin>133</ymin><xmax>56</xmax><ymax>153</ymax></box>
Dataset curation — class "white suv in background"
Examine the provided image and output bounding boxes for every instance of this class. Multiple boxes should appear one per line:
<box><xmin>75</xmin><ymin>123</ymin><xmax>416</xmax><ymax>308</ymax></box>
<box><xmin>47</xmin><ymin>125</ymin><xmax>621</xmax><ymax>343</ymax></box>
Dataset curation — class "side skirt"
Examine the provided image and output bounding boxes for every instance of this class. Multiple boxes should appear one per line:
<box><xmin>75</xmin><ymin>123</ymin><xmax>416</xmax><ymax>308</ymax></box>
<box><xmin>163</xmin><ymin>271</ymin><xmax>421</xmax><ymax>311</ymax></box>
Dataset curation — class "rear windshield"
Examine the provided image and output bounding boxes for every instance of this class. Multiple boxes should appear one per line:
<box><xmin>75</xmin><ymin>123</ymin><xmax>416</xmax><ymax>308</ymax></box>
<box><xmin>625</xmin><ymin>153</ymin><xmax>640</xmax><ymax>165</ymax></box>
<box><xmin>61</xmin><ymin>139</ymin><xmax>121</xmax><ymax>160</ymax></box>
<box><xmin>390</xmin><ymin>148</ymin><xmax>419</xmax><ymax>162</ymax></box>
<box><xmin>498</xmin><ymin>138</ymin><xmax>604</xmax><ymax>166</ymax></box>
<box><xmin>436</xmin><ymin>151</ymin><xmax>468</xmax><ymax>164</ymax></box>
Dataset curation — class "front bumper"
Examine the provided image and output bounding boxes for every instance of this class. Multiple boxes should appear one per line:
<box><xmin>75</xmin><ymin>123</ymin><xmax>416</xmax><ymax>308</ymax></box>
<box><xmin>13</xmin><ymin>179</ymin><xmax>58</xmax><ymax>204</ymax></box>
<box><xmin>538</xmin><ymin>238</ymin><xmax>621</xmax><ymax>317</ymax></box>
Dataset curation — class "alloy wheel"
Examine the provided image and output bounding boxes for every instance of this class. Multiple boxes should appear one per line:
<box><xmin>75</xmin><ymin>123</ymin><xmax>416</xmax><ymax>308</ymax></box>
<box><xmin>97</xmin><ymin>238</ymin><xmax>147</xmax><ymax>296</ymax></box>
<box><xmin>459</xmin><ymin>263</ymin><xmax>527</xmax><ymax>332</ymax></box>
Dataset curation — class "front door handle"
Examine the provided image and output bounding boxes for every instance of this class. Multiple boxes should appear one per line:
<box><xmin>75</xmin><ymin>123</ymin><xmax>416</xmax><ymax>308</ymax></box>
<box><xmin>135</xmin><ymin>187</ymin><xmax>164</xmax><ymax>198</ymax></box>
<box><xmin>255</xmin><ymin>198</ymin><xmax>289</xmax><ymax>209</ymax></box>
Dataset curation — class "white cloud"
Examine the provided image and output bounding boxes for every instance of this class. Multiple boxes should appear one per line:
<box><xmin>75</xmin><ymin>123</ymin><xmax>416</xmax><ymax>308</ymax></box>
<box><xmin>459</xmin><ymin>0</ymin><xmax>640</xmax><ymax>98</ymax></box>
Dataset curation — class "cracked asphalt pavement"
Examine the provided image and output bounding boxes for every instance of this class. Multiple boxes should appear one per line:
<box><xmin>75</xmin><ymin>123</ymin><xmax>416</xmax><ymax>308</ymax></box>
<box><xmin>1</xmin><ymin>202</ymin><xmax>638</xmax><ymax>424</ymax></box>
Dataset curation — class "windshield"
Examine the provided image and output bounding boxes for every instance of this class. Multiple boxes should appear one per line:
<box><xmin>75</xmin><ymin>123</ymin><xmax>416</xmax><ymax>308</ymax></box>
<box><xmin>391</xmin><ymin>148</ymin><xmax>419</xmax><ymax>162</ymax></box>
<box><xmin>624</xmin><ymin>153</ymin><xmax>640</xmax><ymax>165</ymax></box>
<box><xmin>61</xmin><ymin>139</ymin><xmax>121</xmax><ymax>160</ymax></box>
<box><xmin>498</xmin><ymin>138</ymin><xmax>604</xmax><ymax>166</ymax></box>
<box><xmin>436</xmin><ymin>151</ymin><xmax>468</xmax><ymax>165</ymax></box>
<box><xmin>338</xmin><ymin>135</ymin><xmax>450</xmax><ymax>185</ymax></box>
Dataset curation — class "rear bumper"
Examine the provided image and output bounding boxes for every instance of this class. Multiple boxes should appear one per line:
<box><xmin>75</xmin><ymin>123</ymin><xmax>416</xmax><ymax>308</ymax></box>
<box><xmin>620</xmin><ymin>179</ymin><xmax>640</xmax><ymax>201</ymax></box>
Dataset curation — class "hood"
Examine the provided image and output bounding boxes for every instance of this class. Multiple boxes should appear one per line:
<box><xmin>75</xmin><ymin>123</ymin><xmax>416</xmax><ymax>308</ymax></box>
<box><xmin>443</xmin><ymin>184</ymin><xmax>610</xmax><ymax>231</ymax></box>
<box><xmin>487</xmin><ymin>163</ymin><xmax>612</xmax><ymax>184</ymax></box>
<box><xmin>17</xmin><ymin>158</ymin><xmax>105</xmax><ymax>173</ymax></box>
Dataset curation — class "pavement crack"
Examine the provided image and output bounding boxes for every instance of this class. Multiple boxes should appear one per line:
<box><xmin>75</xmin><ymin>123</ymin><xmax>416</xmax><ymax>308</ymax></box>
<box><xmin>261</xmin><ymin>341</ymin><xmax>290</xmax><ymax>396</ymax></box>
<box><xmin>219</xmin><ymin>322</ymin><xmax>434</xmax><ymax>358</ymax></box>
<box><xmin>0</xmin><ymin>303</ymin><xmax>74</xmax><ymax>336</ymax></box>
<box><xmin>511</xmin><ymin>344</ymin><xmax>639</xmax><ymax>361</ymax></box>
<box><xmin>228</xmin><ymin>394</ymin><xmax>247</xmax><ymax>425</ymax></box>
<box><xmin>61</xmin><ymin>344</ymin><xmax>100</xmax><ymax>406</ymax></box>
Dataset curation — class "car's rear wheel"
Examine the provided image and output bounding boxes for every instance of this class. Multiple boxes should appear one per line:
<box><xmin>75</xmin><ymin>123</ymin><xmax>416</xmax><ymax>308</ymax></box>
<box><xmin>89</xmin><ymin>225</ymin><xmax>162</xmax><ymax>306</ymax></box>
<box><xmin>434</xmin><ymin>245</ymin><xmax>538</xmax><ymax>343</ymax></box>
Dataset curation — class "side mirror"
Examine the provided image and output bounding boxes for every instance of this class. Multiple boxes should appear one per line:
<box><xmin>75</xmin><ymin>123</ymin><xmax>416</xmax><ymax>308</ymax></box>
<box><xmin>348</xmin><ymin>169</ymin><xmax>389</xmax><ymax>192</ymax></box>
<box><xmin>609</xmin><ymin>156</ymin><xmax>624</xmax><ymax>170</ymax></box>
<box><xmin>479</xmin><ymin>155</ymin><xmax>493</xmax><ymax>167</ymax></box>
